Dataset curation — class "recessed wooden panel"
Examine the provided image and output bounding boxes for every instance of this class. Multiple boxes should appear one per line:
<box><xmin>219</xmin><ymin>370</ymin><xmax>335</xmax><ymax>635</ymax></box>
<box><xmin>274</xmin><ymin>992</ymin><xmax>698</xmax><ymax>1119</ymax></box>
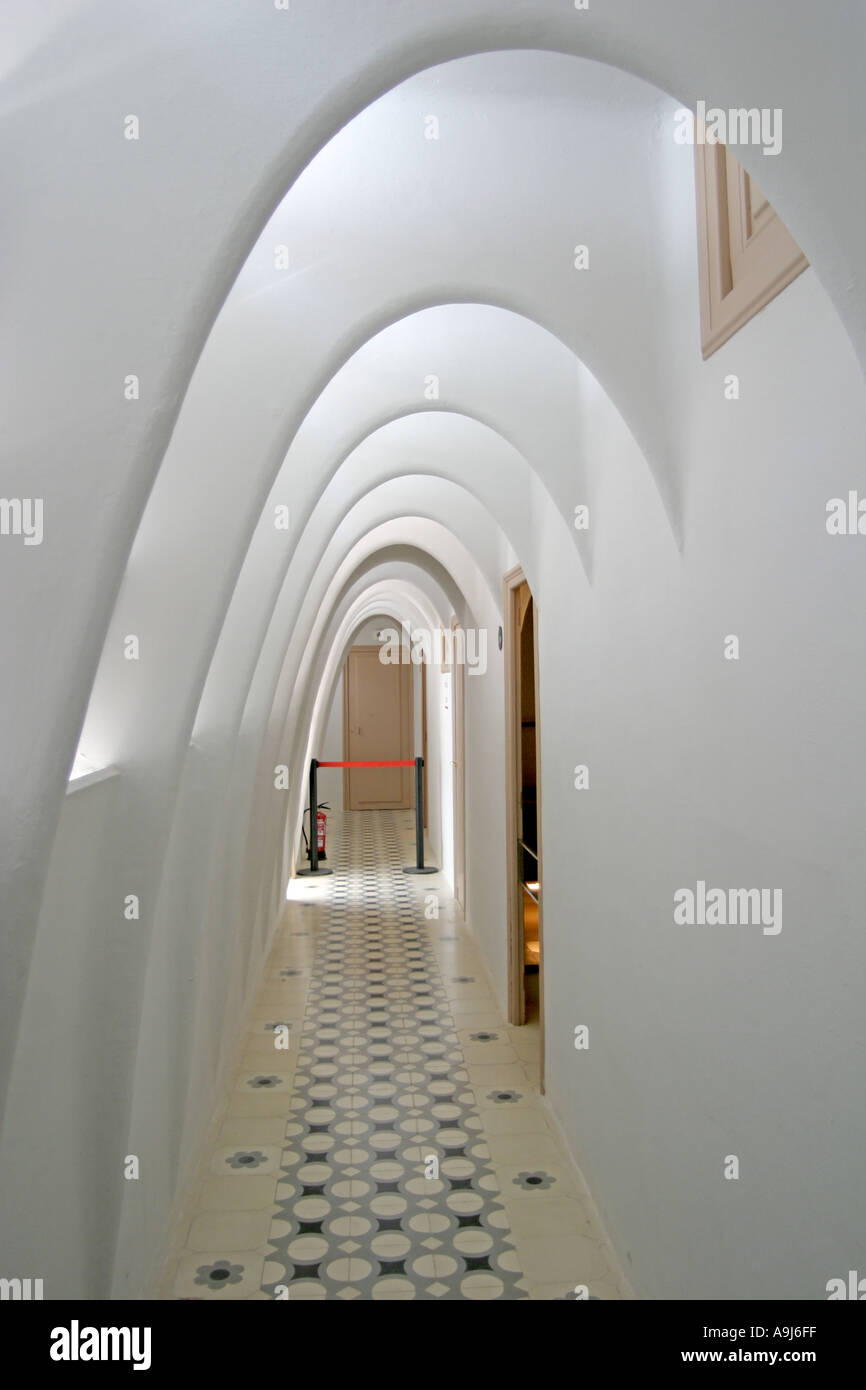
<box><xmin>696</xmin><ymin>143</ymin><xmax>808</xmax><ymax>358</ymax></box>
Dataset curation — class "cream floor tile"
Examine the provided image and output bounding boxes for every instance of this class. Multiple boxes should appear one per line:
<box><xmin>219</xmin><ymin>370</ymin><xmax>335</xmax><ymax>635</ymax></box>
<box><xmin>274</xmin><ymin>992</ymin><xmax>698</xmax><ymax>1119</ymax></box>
<box><xmin>505</xmin><ymin>1021</ymin><xmax>539</xmax><ymax>1038</ymax></box>
<box><xmin>487</xmin><ymin>1132</ymin><xmax>567</xmax><ymax>1167</ymax></box>
<box><xmin>267</xmin><ymin>943</ymin><xmax>315</xmax><ymax>962</ymax></box>
<box><xmin>450</xmin><ymin>1013</ymin><xmax>504</xmax><ymax>1033</ymax></box>
<box><xmin>216</xmin><ymin>1116</ymin><xmax>290</xmax><ymax>1147</ymax></box>
<box><xmin>497</xmin><ymin>1160</ymin><xmax>581</xmax><ymax>1200</ymax></box>
<box><xmin>444</xmin><ymin>985</ymin><xmax>497</xmax><ymax>1004</ymax></box>
<box><xmin>368</xmin><ymin>1281</ymin><xmax>418</xmax><ymax>1301</ymax></box>
<box><xmin>503</xmin><ymin>1194</ymin><xmax>594</xmax><ymax>1239</ymax></box>
<box><xmin>472</xmin><ymin>1084</ymin><xmax>537</xmax><ymax>1110</ymax></box>
<box><xmin>239</xmin><ymin>1048</ymin><xmax>298</xmax><ymax>1075</ymax></box>
<box><xmin>209</xmin><ymin>1145</ymin><xmax>281</xmax><ymax>1176</ymax></box>
<box><xmin>226</xmin><ymin>1089</ymin><xmax>296</xmax><ymax>1117</ymax></box>
<box><xmin>479</xmin><ymin>1105</ymin><xmax>552</xmax><ymax>1136</ymax></box>
<box><xmin>255</xmin><ymin>978</ymin><xmax>309</xmax><ymax>999</ymax></box>
<box><xmin>461</xmin><ymin>1043</ymin><xmax>519</xmax><ymax>1066</ymax></box>
<box><xmin>233</xmin><ymin>1068</ymin><xmax>293</xmax><ymax>1092</ymax></box>
<box><xmin>256</xmin><ymin>996</ymin><xmax>309</xmax><ymax>1016</ymax></box>
<box><xmin>173</xmin><ymin>1250</ymin><xmax>265</xmax><ymax>1300</ymax></box>
<box><xmin>462</xmin><ymin>1271</ymin><xmax>528</xmax><ymax>1301</ymax></box>
<box><xmin>185</xmin><ymin>1209</ymin><xmax>274</xmax><ymax>1252</ymax></box>
<box><xmin>465</xmin><ymin>1139</ymin><xmax>491</xmax><ymax>1162</ymax></box>
<box><xmin>198</xmin><ymin>1175</ymin><xmax>278</xmax><ymax>1211</ymax></box>
<box><xmin>437</xmin><ymin>969</ymin><xmax>485</xmax><ymax>988</ymax></box>
<box><xmin>515</xmin><ymin>1234</ymin><xmax>612</xmax><ymax>1285</ymax></box>
<box><xmin>465</xmin><ymin>1062</ymin><xmax>532</xmax><ymax>1089</ymax></box>
<box><xmin>510</xmin><ymin>1033</ymin><xmax>541</xmax><ymax>1062</ymax></box>
<box><xmin>443</xmin><ymin>994</ymin><xmax>496</xmax><ymax>1012</ymax></box>
<box><xmin>252</xmin><ymin>997</ymin><xmax>309</xmax><ymax>1020</ymax></box>
<box><xmin>240</xmin><ymin>1053</ymin><xmax>298</xmax><ymax>1078</ymax></box>
<box><xmin>434</xmin><ymin>949</ymin><xmax>483</xmax><ymax>968</ymax></box>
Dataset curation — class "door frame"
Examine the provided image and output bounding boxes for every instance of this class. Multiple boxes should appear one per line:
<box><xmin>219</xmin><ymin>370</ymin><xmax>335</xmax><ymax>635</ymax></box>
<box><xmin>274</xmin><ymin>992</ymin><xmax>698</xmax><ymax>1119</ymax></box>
<box><xmin>450</xmin><ymin>614</ymin><xmax>466</xmax><ymax>917</ymax></box>
<box><xmin>503</xmin><ymin>565</ymin><xmax>545</xmax><ymax>1091</ymax></box>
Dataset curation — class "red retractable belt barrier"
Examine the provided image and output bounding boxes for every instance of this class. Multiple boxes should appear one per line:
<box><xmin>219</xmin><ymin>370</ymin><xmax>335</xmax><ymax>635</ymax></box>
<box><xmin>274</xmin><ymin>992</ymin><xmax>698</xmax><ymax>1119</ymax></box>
<box><xmin>317</xmin><ymin>760</ymin><xmax>415</xmax><ymax>767</ymax></box>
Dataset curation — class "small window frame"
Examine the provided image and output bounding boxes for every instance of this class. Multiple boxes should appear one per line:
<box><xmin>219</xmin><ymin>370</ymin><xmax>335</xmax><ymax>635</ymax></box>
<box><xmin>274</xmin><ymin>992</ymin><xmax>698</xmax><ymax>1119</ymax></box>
<box><xmin>695</xmin><ymin>142</ymin><xmax>808</xmax><ymax>358</ymax></box>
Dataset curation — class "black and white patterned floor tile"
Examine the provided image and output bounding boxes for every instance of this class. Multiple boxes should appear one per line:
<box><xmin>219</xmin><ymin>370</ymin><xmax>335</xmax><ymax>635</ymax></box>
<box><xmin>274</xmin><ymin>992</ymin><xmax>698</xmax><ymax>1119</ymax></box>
<box><xmin>260</xmin><ymin>811</ymin><xmax>530</xmax><ymax>1300</ymax></box>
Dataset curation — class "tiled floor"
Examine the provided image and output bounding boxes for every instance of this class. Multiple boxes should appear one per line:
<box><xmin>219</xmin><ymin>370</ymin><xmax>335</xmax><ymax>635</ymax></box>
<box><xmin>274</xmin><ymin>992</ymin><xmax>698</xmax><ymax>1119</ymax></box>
<box><xmin>158</xmin><ymin>810</ymin><xmax>628</xmax><ymax>1301</ymax></box>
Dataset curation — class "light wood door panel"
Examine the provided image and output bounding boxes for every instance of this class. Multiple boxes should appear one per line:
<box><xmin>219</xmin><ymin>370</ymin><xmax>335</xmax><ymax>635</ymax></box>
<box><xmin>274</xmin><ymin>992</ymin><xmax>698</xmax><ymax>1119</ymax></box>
<box><xmin>696</xmin><ymin>142</ymin><xmax>808</xmax><ymax>358</ymax></box>
<box><xmin>343</xmin><ymin>646</ymin><xmax>413</xmax><ymax>810</ymax></box>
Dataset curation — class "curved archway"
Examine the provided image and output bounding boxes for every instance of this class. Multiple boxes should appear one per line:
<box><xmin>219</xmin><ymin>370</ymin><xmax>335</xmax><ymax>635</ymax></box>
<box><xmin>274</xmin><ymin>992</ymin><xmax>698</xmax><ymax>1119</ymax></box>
<box><xmin>4</xmin><ymin>10</ymin><xmax>866</xmax><ymax>1307</ymax></box>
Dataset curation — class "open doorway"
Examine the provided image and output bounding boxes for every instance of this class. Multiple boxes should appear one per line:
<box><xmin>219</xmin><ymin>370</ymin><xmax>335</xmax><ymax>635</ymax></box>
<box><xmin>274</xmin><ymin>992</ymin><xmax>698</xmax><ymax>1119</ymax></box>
<box><xmin>504</xmin><ymin>566</ymin><xmax>544</xmax><ymax>1089</ymax></box>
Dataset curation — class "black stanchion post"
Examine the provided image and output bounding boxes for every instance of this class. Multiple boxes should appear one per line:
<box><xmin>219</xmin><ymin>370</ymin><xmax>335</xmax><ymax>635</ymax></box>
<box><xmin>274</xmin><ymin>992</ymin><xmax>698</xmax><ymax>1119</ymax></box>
<box><xmin>309</xmin><ymin>758</ymin><xmax>319</xmax><ymax>872</ymax></box>
<box><xmin>414</xmin><ymin>757</ymin><xmax>424</xmax><ymax>868</ymax></box>
<box><xmin>297</xmin><ymin>757</ymin><xmax>333</xmax><ymax>876</ymax></box>
<box><xmin>403</xmin><ymin>756</ymin><xmax>438</xmax><ymax>874</ymax></box>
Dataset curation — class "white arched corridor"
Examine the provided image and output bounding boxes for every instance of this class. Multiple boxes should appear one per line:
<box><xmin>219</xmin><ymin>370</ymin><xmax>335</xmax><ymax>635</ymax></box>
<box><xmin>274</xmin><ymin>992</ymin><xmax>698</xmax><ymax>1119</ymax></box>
<box><xmin>1</xmin><ymin>1</ymin><xmax>865</xmax><ymax>1314</ymax></box>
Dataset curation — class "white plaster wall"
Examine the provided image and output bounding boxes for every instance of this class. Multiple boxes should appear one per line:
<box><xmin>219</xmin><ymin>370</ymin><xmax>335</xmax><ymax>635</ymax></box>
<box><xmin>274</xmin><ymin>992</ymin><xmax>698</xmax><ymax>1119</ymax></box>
<box><xmin>536</xmin><ymin>269</ymin><xmax>866</xmax><ymax>1300</ymax></box>
<box><xmin>0</xmin><ymin>775</ymin><xmax>124</xmax><ymax>1298</ymax></box>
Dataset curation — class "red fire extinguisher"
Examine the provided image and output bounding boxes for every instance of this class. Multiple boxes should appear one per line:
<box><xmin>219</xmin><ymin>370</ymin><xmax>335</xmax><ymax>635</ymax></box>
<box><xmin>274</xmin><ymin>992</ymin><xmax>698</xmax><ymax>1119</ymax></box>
<box><xmin>303</xmin><ymin>800</ymin><xmax>330</xmax><ymax>862</ymax></box>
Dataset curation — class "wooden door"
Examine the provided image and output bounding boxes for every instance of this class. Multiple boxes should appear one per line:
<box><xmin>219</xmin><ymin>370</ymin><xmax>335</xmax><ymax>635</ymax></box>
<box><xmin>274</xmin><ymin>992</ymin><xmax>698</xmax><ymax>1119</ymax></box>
<box><xmin>343</xmin><ymin>646</ymin><xmax>413</xmax><ymax>810</ymax></box>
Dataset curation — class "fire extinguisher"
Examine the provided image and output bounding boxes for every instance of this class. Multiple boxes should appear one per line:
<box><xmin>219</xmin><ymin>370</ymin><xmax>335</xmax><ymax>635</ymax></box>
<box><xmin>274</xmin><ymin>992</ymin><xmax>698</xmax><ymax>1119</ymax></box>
<box><xmin>303</xmin><ymin>801</ymin><xmax>330</xmax><ymax>861</ymax></box>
